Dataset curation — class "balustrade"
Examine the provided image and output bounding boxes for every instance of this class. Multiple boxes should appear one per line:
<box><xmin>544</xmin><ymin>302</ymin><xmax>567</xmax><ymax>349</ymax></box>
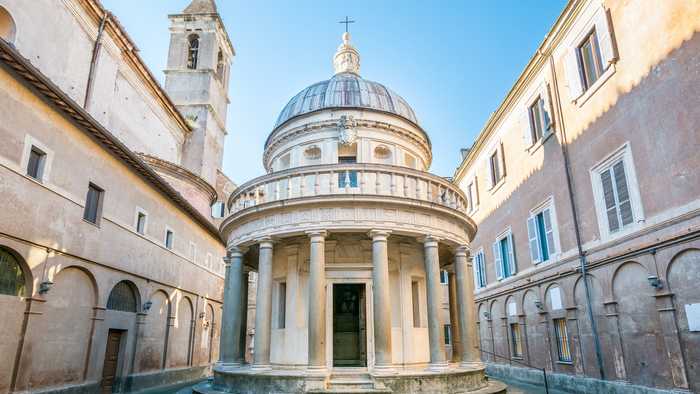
<box><xmin>227</xmin><ymin>164</ymin><xmax>467</xmax><ymax>214</ymax></box>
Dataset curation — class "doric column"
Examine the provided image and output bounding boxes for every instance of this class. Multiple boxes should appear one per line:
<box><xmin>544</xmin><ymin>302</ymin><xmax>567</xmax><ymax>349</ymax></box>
<box><xmin>447</xmin><ymin>269</ymin><xmax>462</xmax><ymax>362</ymax></box>
<box><xmin>370</xmin><ymin>230</ymin><xmax>393</xmax><ymax>370</ymax></box>
<box><xmin>454</xmin><ymin>246</ymin><xmax>480</xmax><ymax>365</ymax></box>
<box><xmin>423</xmin><ymin>235</ymin><xmax>447</xmax><ymax>369</ymax></box>
<box><xmin>307</xmin><ymin>231</ymin><xmax>327</xmax><ymax>370</ymax></box>
<box><xmin>253</xmin><ymin>238</ymin><xmax>274</xmax><ymax>369</ymax></box>
<box><xmin>219</xmin><ymin>246</ymin><xmax>244</xmax><ymax>365</ymax></box>
<box><xmin>237</xmin><ymin>267</ymin><xmax>250</xmax><ymax>364</ymax></box>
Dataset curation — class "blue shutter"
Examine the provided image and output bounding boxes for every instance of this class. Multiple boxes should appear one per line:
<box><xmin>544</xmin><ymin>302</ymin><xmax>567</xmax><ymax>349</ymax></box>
<box><xmin>527</xmin><ymin>216</ymin><xmax>541</xmax><ymax>264</ymax></box>
<box><xmin>493</xmin><ymin>242</ymin><xmax>503</xmax><ymax>280</ymax></box>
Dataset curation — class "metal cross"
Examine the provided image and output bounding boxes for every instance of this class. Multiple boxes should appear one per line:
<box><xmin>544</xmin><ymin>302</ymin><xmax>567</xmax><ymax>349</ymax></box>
<box><xmin>338</xmin><ymin>16</ymin><xmax>355</xmax><ymax>33</ymax></box>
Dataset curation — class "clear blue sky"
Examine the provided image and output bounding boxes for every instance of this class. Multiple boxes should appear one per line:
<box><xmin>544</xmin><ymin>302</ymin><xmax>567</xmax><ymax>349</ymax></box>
<box><xmin>102</xmin><ymin>0</ymin><xmax>567</xmax><ymax>184</ymax></box>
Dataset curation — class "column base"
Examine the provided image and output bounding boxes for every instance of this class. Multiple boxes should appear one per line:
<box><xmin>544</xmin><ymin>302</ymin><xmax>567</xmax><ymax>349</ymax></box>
<box><xmin>459</xmin><ymin>361</ymin><xmax>485</xmax><ymax>369</ymax></box>
<box><xmin>251</xmin><ymin>363</ymin><xmax>272</xmax><ymax>371</ymax></box>
<box><xmin>372</xmin><ymin>364</ymin><xmax>397</xmax><ymax>375</ymax></box>
<box><xmin>427</xmin><ymin>362</ymin><xmax>449</xmax><ymax>372</ymax></box>
<box><xmin>216</xmin><ymin>361</ymin><xmax>242</xmax><ymax>368</ymax></box>
<box><xmin>305</xmin><ymin>365</ymin><xmax>328</xmax><ymax>376</ymax></box>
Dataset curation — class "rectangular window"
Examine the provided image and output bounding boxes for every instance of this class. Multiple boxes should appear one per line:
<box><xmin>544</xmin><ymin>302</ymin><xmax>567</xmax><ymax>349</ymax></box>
<box><xmin>528</xmin><ymin>96</ymin><xmax>548</xmax><ymax>142</ymax></box>
<box><xmin>600</xmin><ymin>159</ymin><xmax>634</xmax><ymax>233</ymax></box>
<box><xmin>411</xmin><ymin>280</ymin><xmax>421</xmax><ymax>328</ymax></box>
<box><xmin>278</xmin><ymin>282</ymin><xmax>286</xmax><ymax>329</ymax></box>
<box><xmin>493</xmin><ymin>232</ymin><xmax>516</xmax><ymax>280</ymax></box>
<box><xmin>489</xmin><ymin>151</ymin><xmax>501</xmax><ymax>186</ymax></box>
<box><xmin>527</xmin><ymin>206</ymin><xmax>557</xmax><ymax>264</ymax></box>
<box><xmin>554</xmin><ymin>318</ymin><xmax>572</xmax><ymax>362</ymax></box>
<box><xmin>165</xmin><ymin>229</ymin><xmax>174</xmax><ymax>249</ymax></box>
<box><xmin>440</xmin><ymin>270</ymin><xmax>449</xmax><ymax>284</ymax></box>
<box><xmin>83</xmin><ymin>183</ymin><xmax>104</xmax><ymax>224</ymax></box>
<box><xmin>474</xmin><ymin>250</ymin><xmax>487</xmax><ymax>289</ymax></box>
<box><xmin>510</xmin><ymin>323</ymin><xmax>523</xmax><ymax>358</ymax></box>
<box><xmin>136</xmin><ymin>211</ymin><xmax>147</xmax><ymax>234</ymax></box>
<box><xmin>26</xmin><ymin>146</ymin><xmax>46</xmax><ymax>180</ymax></box>
<box><xmin>338</xmin><ymin>156</ymin><xmax>358</xmax><ymax>188</ymax></box>
<box><xmin>466</xmin><ymin>181</ymin><xmax>475</xmax><ymax>212</ymax></box>
<box><xmin>578</xmin><ymin>29</ymin><xmax>604</xmax><ymax>90</ymax></box>
<box><xmin>444</xmin><ymin>324</ymin><xmax>452</xmax><ymax>345</ymax></box>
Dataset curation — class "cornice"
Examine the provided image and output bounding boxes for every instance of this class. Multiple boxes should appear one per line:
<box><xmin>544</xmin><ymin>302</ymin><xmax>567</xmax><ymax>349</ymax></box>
<box><xmin>263</xmin><ymin>117</ymin><xmax>433</xmax><ymax>172</ymax></box>
<box><xmin>138</xmin><ymin>154</ymin><xmax>218</xmax><ymax>204</ymax></box>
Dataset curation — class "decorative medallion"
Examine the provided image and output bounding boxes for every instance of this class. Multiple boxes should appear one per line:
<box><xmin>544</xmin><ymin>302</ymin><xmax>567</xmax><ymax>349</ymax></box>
<box><xmin>338</xmin><ymin>115</ymin><xmax>358</xmax><ymax>146</ymax></box>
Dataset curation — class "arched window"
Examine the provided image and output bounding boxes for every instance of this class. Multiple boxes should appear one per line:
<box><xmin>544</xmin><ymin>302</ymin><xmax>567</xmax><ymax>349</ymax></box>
<box><xmin>0</xmin><ymin>248</ymin><xmax>26</xmax><ymax>296</ymax></box>
<box><xmin>0</xmin><ymin>6</ymin><xmax>17</xmax><ymax>44</ymax></box>
<box><xmin>107</xmin><ymin>281</ymin><xmax>138</xmax><ymax>312</ymax></box>
<box><xmin>187</xmin><ymin>34</ymin><xmax>199</xmax><ymax>70</ymax></box>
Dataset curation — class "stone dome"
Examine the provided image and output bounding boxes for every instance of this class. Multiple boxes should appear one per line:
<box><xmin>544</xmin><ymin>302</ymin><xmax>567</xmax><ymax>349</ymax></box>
<box><xmin>274</xmin><ymin>73</ymin><xmax>419</xmax><ymax>128</ymax></box>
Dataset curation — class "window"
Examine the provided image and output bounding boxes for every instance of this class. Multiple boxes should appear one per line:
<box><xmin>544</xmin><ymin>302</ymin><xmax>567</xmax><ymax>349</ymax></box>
<box><xmin>444</xmin><ymin>324</ymin><xmax>452</xmax><ymax>345</ymax></box>
<box><xmin>165</xmin><ymin>229</ymin><xmax>174</xmax><ymax>249</ymax></box>
<box><xmin>135</xmin><ymin>211</ymin><xmax>147</xmax><ymax>234</ymax></box>
<box><xmin>473</xmin><ymin>249</ymin><xmax>487</xmax><ymax>289</ymax></box>
<box><xmin>466</xmin><ymin>178</ymin><xmax>479</xmax><ymax>212</ymax></box>
<box><xmin>0</xmin><ymin>248</ymin><xmax>25</xmax><ymax>297</ymax></box>
<box><xmin>411</xmin><ymin>280</ymin><xmax>421</xmax><ymax>328</ymax></box>
<box><xmin>440</xmin><ymin>270</ymin><xmax>449</xmax><ymax>285</ymax></box>
<box><xmin>554</xmin><ymin>318</ymin><xmax>572</xmax><ymax>362</ymax></box>
<box><xmin>26</xmin><ymin>147</ymin><xmax>46</xmax><ymax>181</ymax></box>
<box><xmin>489</xmin><ymin>145</ymin><xmax>505</xmax><ymax>188</ymax></box>
<box><xmin>600</xmin><ymin>159</ymin><xmax>633</xmax><ymax>233</ymax></box>
<box><xmin>278</xmin><ymin>282</ymin><xmax>286</xmax><ymax>329</ymax></box>
<box><xmin>493</xmin><ymin>231</ymin><xmax>516</xmax><ymax>280</ymax></box>
<box><xmin>510</xmin><ymin>323</ymin><xmax>523</xmax><ymax>358</ymax></box>
<box><xmin>83</xmin><ymin>183</ymin><xmax>104</xmax><ymax>224</ymax></box>
<box><xmin>216</xmin><ymin>49</ymin><xmax>225</xmax><ymax>81</ymax></box>
<box><xmin>528</xmin><ymin>96</ymin><xmax>550</xmax><ymax>142</ymax></box>
<box><xmin>578</xmin><ymin>30</ymin><xmax>604</xmax><ymax>90</ymax></box>
<box><xmin>527</xmin><ymin>205</ymin><xmax>557</xmax><ymax>264</ymax></box>
<box><xmin>211</xmin><ymin>202</ymin><xmax>225</xmax><ymax>218</ymax></box>
<box><xmin>187</xmin><ymin>34</ymin><xmax>199</xmax><ymax>69</ymax></box>
<box><xmin>338</xmin><ymin>156</ymin><xmax>358</xmax><ymax>188</ymax></box>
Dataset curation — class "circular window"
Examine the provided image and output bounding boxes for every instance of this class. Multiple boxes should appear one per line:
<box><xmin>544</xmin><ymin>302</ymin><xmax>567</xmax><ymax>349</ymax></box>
<box><xmin>304</xmin><ymin>145</ymin><xmax>322</xmax><ymax>160</ymax></box>
<box><xmin>374</xmin><ymin>145</ymin><xmax>391</xmax><ymax>160</ymax></box>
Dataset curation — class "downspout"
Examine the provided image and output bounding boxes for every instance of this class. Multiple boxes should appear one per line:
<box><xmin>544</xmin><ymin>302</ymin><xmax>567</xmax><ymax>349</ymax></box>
<box><xmin>84</xmin><ymin>12</ymin><xmax>109</xmax><ymax>109</ymax></box>
<box><xmin>546</xmin><ymin>53</ymin><xmax>606</xmax><ymax>380</ymax></box>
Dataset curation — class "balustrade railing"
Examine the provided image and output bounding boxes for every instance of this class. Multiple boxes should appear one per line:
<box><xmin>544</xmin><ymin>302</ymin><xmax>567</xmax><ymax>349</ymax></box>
<box><xmin>228</xmin><ymin>164</ymin><xmax>467</xmax><ymax>215</ymax></box>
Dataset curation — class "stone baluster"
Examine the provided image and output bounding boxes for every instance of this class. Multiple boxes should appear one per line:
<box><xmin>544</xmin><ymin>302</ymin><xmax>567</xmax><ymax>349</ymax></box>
<box><xmin>253</xmin><ymin>238</ymin><xmax>274</xmax><ymax>370</ymax></box>
<box><xmin>423</xmin><ymin>235</ymin><xmax>448</xmax><ymax>370</ymax></box>
<box><xmin>307</xmin><ymin>231</ymin><xmax>327</xmax><ymax>371</ymax></box>
<box><xmin>370</xmin><ymin>230</ymin><xmax>393</xmax><ymax>372</ymax></box>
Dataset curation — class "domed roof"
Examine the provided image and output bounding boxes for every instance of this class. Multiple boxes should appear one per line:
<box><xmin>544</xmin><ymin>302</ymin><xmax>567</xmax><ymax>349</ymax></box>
<box><xmin>274</xmin><ymin>72</ymin><xmax>418</xmax><ymax>128</ymax></box>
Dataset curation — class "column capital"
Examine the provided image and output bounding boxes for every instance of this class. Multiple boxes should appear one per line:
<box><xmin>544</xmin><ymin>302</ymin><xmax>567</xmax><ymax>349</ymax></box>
<box><xmin>256</xmin><ymin>237</ymin><xmax>275</xmax><ymax>249</ymax></box>
<box><xmin>369</xmin><ymin>229</ymin><xmax>391</xmax><ymax>241</ymax></box>
<box><xmin>454</xmin><ymin>245</ymin><xmax>470</xmax><ymax>258</ymax></box>
<box><xmin>227</xmin><ymin>245</ymin><xmax>247</xmax><ymax>258</ymax></box>
<box><xmin>420</xmin><ymin>235</ymin><xmax>441</xmax><ymax>247</ymax></box>
<box><xmin>306</xmin><ymin>230</ymin><xmax>328</xmax><ymax>241</ymax></box>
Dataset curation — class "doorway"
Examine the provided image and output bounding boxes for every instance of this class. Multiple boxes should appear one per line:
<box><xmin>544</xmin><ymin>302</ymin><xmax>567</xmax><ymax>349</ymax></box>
<box><xmin>101</xmin><ymin>329</ymin><xmax>124</xmax><ymax>393</ymax></box>
<box><xmin>333</xmin><ymin>283</ymin><xmax>367</xmax><ymax>367</ymax></box>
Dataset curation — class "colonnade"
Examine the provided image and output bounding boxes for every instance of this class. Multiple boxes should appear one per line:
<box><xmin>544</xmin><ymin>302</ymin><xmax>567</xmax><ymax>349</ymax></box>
<box><xmin>218</xmin><ymin>231</ymin><xmax>480</xmax><ymax>371</ymax></box>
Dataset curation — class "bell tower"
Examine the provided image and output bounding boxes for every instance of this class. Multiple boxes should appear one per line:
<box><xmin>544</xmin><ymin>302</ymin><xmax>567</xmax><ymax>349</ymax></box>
<box><xmin>164</xmin><ymin>0</ymin><xmax>234</xmax><ymax>186</ymax></box>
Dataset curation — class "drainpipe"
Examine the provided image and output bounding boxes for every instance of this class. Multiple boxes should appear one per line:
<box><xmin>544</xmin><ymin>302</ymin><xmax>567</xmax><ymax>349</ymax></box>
<box><xmin>546</xmin><ymin>53</ymin><xmax>606</xmax><ymax>380</ymax></box>
<box><xmin>84</xmin><ymin>12</ymin><xmax>109</xmax><ymax>109</ymax></box>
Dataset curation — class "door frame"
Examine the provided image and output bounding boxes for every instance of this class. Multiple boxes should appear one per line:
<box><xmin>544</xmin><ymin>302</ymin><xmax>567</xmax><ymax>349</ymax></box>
<box><xmin>325</xmin><ymin>276</ymin><xmax>374</xmax><ymax>371</ymax></box>
<box><xmin>101</xmin><ymin>328</ymin><xmax>128</xmax><ymax>393</ymax></box>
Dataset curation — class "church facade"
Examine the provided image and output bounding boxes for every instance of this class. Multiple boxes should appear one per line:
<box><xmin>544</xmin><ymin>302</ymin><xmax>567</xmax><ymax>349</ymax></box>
<box><xmin>453</xmin><ymin>0</ymin><xmax>700</xmax><ymax>392</ymax></box>
<box><xmin>200</xmin><ymin>32</ymin><xmax>505</xmax><ymax>393</ymax></box>
<box><xmin>0</xmin><ymin>0</ymin><xmax>235</xmax><ymax>393</ymax></box>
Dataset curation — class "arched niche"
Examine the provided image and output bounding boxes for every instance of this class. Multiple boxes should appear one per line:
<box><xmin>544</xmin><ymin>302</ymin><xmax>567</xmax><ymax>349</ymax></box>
<box><xmin>106</xmin><ymin>280</ymin><xmax>140</xmax><ymax>313</ymax></box>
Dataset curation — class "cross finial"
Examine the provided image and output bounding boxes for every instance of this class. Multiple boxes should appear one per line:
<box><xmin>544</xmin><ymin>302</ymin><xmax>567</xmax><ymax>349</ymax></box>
<box><xmin>339</xmin><ymin>16</ymin><xmax>355</xmax><ymax>33</ymax></box>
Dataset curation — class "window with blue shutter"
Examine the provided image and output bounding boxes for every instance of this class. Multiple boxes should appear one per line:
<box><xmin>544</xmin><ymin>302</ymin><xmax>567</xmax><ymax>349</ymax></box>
<box><xmin>473</xmin><ymin>250</ymin><xmax>487</xmax><ymax>289</ymax></box>
<box><xmin>494</xmin><ymin>232</ymin><xmax>516</xmax><ymax>280</ymax></box>
<box><xmin>528</xmin><ymin>206</ymin><xmax>557</xmax><ymax>264</ymax></box>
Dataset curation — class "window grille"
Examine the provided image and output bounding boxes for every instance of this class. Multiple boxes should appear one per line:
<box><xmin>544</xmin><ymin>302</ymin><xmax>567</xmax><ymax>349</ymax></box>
<box><xmin>107</xmin><ymin>281</ymin><xmax>137</xmax><ymax>312</ymax></box>
<box><xmin>0</xmin><ymin>249</ymin><xmax>25</xmax><ymax>297</ymax></box>
<box><xmin>554</xmin><ymin>318</ymin><xmax>572</xmax><ymax>362</ymax></box>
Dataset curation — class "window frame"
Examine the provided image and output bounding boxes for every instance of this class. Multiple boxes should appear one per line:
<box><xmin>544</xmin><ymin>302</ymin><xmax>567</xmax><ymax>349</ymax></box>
<box><xmin>577</xmin><ymin>28</ymin><xmax>605</xmax><ymax>91</ymax></box>
<box><xmin>83</xmin><ymin>182</ymin><xmax>104</xmax><ymax>226</ymax></box>
<box><xmin>473</xmin><ymin>248</ymin><xmax>487</xmax><ymax>289</ymax></box>
<box><xmin>164</xmin><ymin>227</ymin><xmax>174</xmax><ymax>250</ymax></box>
<box><xmin>187</xmin><ymin>34</ymin><xmax>200</xmax><ymax>70</ymax></box>
<box><xmin>21</xmin><ymin>135</ymin><xmax>53</xmax><ymax>183</ymax></box>
<box><xmin>277</xmin><ymin>281</ymin><xmax>287</xmax><ymax>329</ymax></box>
<box><xmin>134</xmin><ymin>207</ymin><xmax>148</xmax><ymax>235</ymax></box>
<box><xmin>411</xmin><ymin>279</ymin><xmax>422</xmax><ymax>328</ymax></box>
<box><xmin>527</xmin><ymin>197</ymin><xmax>560</xmax><ymax>265</ymax></box>
<box><xmin>590</xmin><ymin>143</ymin><xmax>644</xmax><ymax>242</ymax></box>
<box><xmin>444</xmin><ymin>324</ymin><xmax>452</xmax><ymax>345</ymax></box>
<box><xmin>528</xmin><ymin>95</ymin><xmax>547</xmax><ymax>143</ymax></box>
<box><xmin>509</xmin><ymin>322</ymin><xmax>524</xmax><ymax>359</ymax></box>
<box><xmin>439</xmin><ymin>269</ymin><xmax>449</xmax><ymax>285</ymax></box>
<box><xmin>493</xmin><ymin>228</ymin><xmax>516</xmax><ymax>281</ymax></box>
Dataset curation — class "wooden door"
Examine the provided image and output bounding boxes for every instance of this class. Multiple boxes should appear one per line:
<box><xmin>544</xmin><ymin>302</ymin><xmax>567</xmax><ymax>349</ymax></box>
<box><xmin>101</xmin><ymin>330</ymin><xmax>123</xmax><ymax>393</ymax></box>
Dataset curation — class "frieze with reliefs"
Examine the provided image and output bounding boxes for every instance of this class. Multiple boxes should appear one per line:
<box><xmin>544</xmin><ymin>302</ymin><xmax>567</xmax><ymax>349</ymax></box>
<box><xmin>225</xmin><ymin>205</ymin><xmax>470</xmax><ymax>247</ymax></box>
